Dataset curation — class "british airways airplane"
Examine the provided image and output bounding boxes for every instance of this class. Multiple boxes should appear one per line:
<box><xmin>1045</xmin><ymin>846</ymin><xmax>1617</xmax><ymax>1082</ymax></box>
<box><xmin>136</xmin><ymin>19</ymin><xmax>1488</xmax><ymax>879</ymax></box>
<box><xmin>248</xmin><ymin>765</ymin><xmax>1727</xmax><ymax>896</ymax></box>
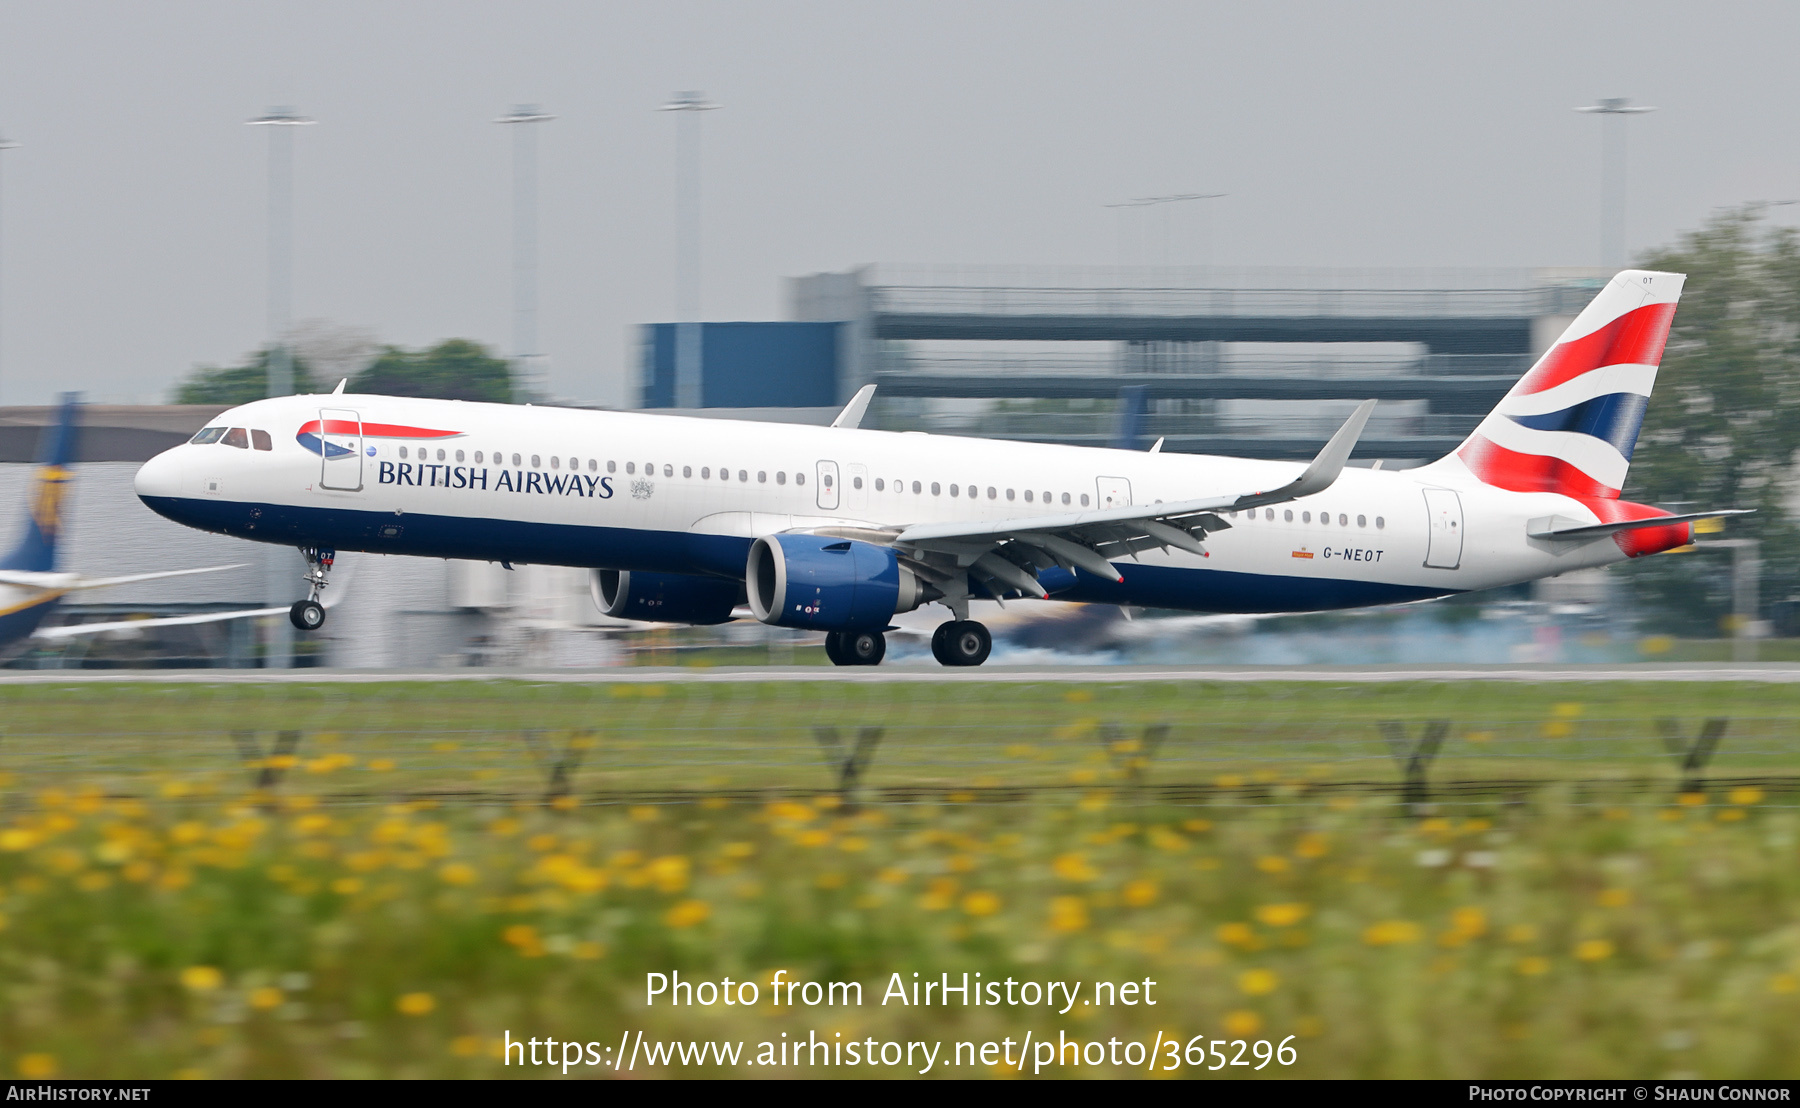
<box><xmin>133</xmin><ymin>270</ymin><xmax>1740</xmax><ymax>666</ymax></box>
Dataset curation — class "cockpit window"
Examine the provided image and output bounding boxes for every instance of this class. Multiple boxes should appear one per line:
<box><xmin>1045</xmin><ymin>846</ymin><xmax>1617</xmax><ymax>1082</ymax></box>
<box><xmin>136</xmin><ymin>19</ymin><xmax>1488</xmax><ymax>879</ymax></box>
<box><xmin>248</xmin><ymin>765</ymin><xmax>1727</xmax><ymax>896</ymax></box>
<box><xmin>190</xmin><ymin>427</ymin><xmax>227</xmax><ymax>445</ymax></box>
<box><xmin>222</xmin><ymin>427</ymin><xmax>249</xmax><ymax>449</ymax></box>
<box><xmin>251</xmin><ymin>429</ymin><xmax>272</xmax><ymax>451</ymax></box>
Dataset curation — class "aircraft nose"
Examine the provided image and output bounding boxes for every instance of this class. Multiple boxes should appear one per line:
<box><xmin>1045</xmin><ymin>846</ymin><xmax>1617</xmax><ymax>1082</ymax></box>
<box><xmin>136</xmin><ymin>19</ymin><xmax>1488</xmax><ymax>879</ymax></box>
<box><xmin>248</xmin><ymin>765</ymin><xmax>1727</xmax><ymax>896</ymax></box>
<box><xmin>134</xmin><ymin>447</ymin><xmax>184</xmax><ymax>501</ymax></box>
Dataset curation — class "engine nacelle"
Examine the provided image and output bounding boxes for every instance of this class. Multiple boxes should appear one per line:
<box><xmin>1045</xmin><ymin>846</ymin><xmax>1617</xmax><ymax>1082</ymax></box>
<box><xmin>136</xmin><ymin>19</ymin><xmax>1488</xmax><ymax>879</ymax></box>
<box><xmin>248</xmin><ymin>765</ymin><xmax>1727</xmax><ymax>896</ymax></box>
<box><xmin>590</xmin><ymin>569</ymin><xmax>740</xmax><ymax>625</ymax></box>
<box><xmin>747</xmin><ymin>535</ymin><xmax>934</xmax><ymax>631</ymax></box>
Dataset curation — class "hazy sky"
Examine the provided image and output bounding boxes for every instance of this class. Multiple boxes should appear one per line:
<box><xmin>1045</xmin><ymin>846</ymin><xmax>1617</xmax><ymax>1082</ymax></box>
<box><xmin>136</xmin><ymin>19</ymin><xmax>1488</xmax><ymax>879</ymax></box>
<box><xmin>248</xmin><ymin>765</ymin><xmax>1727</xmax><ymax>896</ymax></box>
<box><xmin>1</xmin><ymin>0</ymin><xmax>1798</xmax><ymax>407</ymax></box>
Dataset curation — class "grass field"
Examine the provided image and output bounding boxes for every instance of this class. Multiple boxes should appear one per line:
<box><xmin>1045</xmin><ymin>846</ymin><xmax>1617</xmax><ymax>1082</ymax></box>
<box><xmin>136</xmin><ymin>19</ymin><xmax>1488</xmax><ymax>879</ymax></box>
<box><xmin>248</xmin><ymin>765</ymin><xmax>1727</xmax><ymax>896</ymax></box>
<box><xmin>1</xmin><ymin>678</ymin><xmax>1798</xmax><ymax>1078</ymax></box>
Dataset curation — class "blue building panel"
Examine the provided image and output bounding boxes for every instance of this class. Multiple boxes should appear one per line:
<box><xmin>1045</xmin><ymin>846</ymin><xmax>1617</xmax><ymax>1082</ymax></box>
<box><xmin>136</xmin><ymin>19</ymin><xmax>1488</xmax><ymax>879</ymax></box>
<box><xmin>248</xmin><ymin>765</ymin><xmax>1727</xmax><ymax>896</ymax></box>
<box><xmin>640</xmin><ymin>322</ymin><xmax>840</xmax><ymax>409</ymax></box>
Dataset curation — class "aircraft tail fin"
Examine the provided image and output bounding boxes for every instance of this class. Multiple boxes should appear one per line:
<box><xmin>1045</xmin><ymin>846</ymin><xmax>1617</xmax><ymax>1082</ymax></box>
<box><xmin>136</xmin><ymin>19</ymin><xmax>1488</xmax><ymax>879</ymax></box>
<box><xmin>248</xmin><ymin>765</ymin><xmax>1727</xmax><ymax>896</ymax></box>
<box><xmin>1</xmin><ymin>394</ymin><xmax>80</xmax><ymax>573</ymax></box>
<box><xmin>1431</xmin><ymin>270</ymin><xmax>1684</xmax><ymax>499</ymax></box>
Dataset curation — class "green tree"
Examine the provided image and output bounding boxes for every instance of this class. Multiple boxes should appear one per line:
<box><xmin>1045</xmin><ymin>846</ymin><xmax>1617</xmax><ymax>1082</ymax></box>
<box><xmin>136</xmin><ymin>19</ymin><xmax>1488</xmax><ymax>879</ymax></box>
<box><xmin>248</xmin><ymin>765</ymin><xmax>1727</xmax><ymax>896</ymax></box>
<box><xmin>1620</xmin><ymin>205</ymin><xmax>1800</xmax><ymax>633</ymax></box>
<box><xmin>170</xmin><ymin>347</ymin><xmax>317</xmax><ymax>404</ymax></box>
<box><xmin>350</xmin><ymin>339</ymin><xmax>513</xmax><ymax>403</ymax></box>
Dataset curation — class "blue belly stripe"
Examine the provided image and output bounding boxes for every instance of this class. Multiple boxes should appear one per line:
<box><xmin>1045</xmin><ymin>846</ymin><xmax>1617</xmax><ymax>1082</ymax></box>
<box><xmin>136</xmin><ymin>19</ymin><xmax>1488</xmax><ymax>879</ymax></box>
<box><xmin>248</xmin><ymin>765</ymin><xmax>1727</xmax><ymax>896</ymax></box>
<box><xmin>139</xmin><ymin>495</ymin><xmax>1460</xmax><ymax>616</ymax></box>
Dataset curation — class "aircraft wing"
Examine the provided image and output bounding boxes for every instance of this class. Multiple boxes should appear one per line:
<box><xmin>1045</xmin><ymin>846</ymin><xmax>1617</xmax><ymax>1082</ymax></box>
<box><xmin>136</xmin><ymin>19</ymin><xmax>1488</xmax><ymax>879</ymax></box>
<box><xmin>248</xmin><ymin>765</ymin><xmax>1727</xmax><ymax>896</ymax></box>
<box><xmin>884</xmin><ymin>400</ymin><xmax>1376</xmax><ymax>597</ymax></box>
<box><xmin>32</xmin><ymin>606</ymin><xmax>290</xmax><ymax>640</ymax></box>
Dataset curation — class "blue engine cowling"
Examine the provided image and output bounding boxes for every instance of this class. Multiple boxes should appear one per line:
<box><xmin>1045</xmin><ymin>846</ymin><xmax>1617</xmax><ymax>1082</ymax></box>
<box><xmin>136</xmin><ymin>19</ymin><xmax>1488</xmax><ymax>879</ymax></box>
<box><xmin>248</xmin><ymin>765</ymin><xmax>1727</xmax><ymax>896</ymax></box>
<box><xmin>590</xmin><ymin>569</ymin><xmax>741</xmax><ymax>625</ymax></box>
<box><xmin>747</xmin><ymin>535</ymin><xmax>933</xmax><ymax>631</ymax></box>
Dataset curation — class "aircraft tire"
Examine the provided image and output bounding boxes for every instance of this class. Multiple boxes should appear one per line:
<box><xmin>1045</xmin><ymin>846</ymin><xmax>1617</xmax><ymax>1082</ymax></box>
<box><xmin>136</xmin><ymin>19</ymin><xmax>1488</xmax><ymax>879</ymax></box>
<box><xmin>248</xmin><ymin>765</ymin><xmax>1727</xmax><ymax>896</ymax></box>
<box><xmin>824</xmin><ymin>631</ymin><xmax>850</xmax><ymax>666</ymax></box>
<box><xmin>843</xmin><ymin>630</ymin><xmax>886</xmax><ymax>666</ymax></box>
<box><xmin>289</xmin><ymin>600</ymin><xmax>325</xmax><ymax>632</ymax></box>
<box><xmin>936</xmin><ymin>620</ymin><xmax>991</xmax><ymax>667</ymax></box>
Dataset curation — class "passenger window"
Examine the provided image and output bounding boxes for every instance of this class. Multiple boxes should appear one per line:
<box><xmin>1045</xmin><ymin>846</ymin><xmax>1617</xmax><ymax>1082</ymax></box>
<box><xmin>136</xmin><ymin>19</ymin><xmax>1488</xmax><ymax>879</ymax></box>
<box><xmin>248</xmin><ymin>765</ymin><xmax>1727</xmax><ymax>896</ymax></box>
<box><xmin>437</xmin><ymin>448</ymin><xmax>446</xmax><ymax>462</ymax></box>
<box><xmin>1376</xmin><ymin>516</ymin><xmax>1385</xmax><ymax>529</ymax></box>
<box><xmin>1284</xmin><ymin>510</ymin><xmax>1293</xmax><ymax>522</ymax></box>
<box><xmin>626</xmin><ymin>462</ymin><xmax>636</xmax><ymax>475</ymax></box>
<box><xmin>875</xmin><ymin>478</ymin><xmax>885</xmax><ymax>491</ymax></box>
<box><xmin>475</xmin><ymin>451</ymin><xmax>484</xmax><ymax>464</ymax></box>
<box><xmin>251</xmin><ymin>430</ymin><xmax>272</xmax><ymax>451</ymax></box>
<box><xmin>588</xmin><ymin>460</ymin><xmax>597</xmax><ymax>472</ymax></box>
<box><xmin>776</xmin><ymin>471</ymin><xmax>786</xmax><ymax>484</ymax></box>
<box><xmin>852</xmin><ymin>476</ymin><xmax>862</xmax><ymax>489</ymax></box>
<box><xmin>738</xmin><ymin>470</ymin><xmax>748</xmax><ymax>482</ymax></box>
<box><xmin>701</xmin><ymin>467</ymin><xmax>710</xmax><ymax>479</ymax></box>
<box><xmin>686</xmin><ymin>466</ymin><xmax>694</xmax><ymax>478</ymax></box>
<box><xmin>223</xmin><ymin>427</ymin><xmax>249</xmax><ymax>449</ymax></box>
<box><xmin>550</xmin><ymin>456</ymin><xmax>559</xmax><ymax>469</ymax></box>
<box><xmin>912</xmin><ymin>481</ymin><xmax>922</xmax><ymax>494</ymax></box>
<box><xmin>950</xmin><ymin>484</ymin><xmax>959</xmax><ymax>497</ymax></box>
<box><xmin>665</xmin><ymin>465</ymin><xmax>674</xmax><ymax>478</ymax></box>
<box><xmin>1006</xmin><ymin>489</ymin><xmax>1015</xmax><ymax>500</ymax></box>
<box><xmin>757</xmin><ymin>471</ymin><xmax>767</xmax><ymax>483</ymax></box>
<box><xmin>1079</xmin><ymin>494</ymin><xmax>1089</xmax><ymax>507</ymax></box>
<box><xmin>1062</xmin><ymin>493</ymin><xmax>1071</xmax><ymax>505</ymax></box>
<box><xmin>1302</xmin><ymin>511</ymin><xmax>1311</xmax><ymax>523</ymax></box>
<box><xmin>987</xmin><ymin>487</ymin><xmax>997</xmax><ymax>500</ymax></box>
<box><xmin>532</xmin><ymin>455</ymin><xmax>542</xmax><ymax>468</ymax></box>
<box><xmin>931</xmin><ymin>482</ymin><xmax>940</xmax><ymax>496</ymax></box>
<box><xmin>190</xmin><ymin>427</ymin><xmax>227</xmax><ymax>445</ymax></box>
<box><xmin>398</xmin><ymin>444</ymin><xmax>409</xmax><ymax>459</ymax></box>
<box><xmin>1357</xmin><ymin>514</ymin><xmax>1366</xmax><ymax>528</ymax></box>
<box><xmin>456</xmin><ymin>450</ymin><xmax>465</xmax><ymax>463</ymax></box>
<box><xmin>608</xmin><ymin>461</ymin><xmax>616</xmax><ymax>473</ymax></box>
<box><xmin>1339</xmin><ymin>513</ymin><xmax>1347</xmax><ymax>526</ymax></box>
<box><xmin>512</xmin><ymin>453</ymin><xmax>522</xmax><ymax>467</ymax></box>
<box><xmin>796</xmin><ymin>472</ymin><xmax>805</xmax><ymax>486</ymax></box>
<box><xmin>1265</xmin><ymin>508</ymin><xmax>1274</xmax><ymax>521</ymax></box>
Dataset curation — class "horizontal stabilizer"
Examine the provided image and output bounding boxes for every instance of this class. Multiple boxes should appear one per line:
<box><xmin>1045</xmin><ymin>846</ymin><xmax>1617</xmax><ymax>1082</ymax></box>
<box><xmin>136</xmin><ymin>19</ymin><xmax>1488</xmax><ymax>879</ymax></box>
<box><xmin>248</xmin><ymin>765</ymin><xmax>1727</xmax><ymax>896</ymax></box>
<box><xmin>33</xmin><ymin>606</ymin><xmax>290</xmax><ymax>640</ymax></box>
<box><xmin>1527</xmin><ymin>509</ymin><xmax>1753</xmax><ymax>541</ymax></box>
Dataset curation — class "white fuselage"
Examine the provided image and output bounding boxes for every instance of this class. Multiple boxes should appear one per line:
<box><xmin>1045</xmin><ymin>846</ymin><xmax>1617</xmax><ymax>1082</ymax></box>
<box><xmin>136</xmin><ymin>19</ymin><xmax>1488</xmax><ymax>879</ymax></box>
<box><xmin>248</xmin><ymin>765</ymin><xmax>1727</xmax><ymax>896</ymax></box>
<box><xmin>133</xmin><ymin>394</ymin><xmax>1642</xmax><ymax>615</ymax></box>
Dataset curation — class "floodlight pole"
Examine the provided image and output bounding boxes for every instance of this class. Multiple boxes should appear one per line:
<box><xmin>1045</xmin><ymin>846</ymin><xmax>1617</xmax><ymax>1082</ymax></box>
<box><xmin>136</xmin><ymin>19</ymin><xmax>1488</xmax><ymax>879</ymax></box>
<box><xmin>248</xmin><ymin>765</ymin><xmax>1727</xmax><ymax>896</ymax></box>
<box><xmin>0</xmin><ymin>133</ymin><xmax>18</xmax><ymax>404</ymax></box>
<box><xmin>247</xmin><ymin>107</ymin><xmax>313</xmax><ymax>670</ymax></box>
<box><xmin>1575</xmin><ymin>98</ymin><xmax>1655</xmax><ymax>270</ymax></box>
<box><xmin>659</xmin><ymin>91</ymin><xmax>719</xmax><ymax>409</ymax></box>
<box><xmin>496</xmin><ymin>105</ymin><xmax>554</xmax><ymax>401</ymax></box>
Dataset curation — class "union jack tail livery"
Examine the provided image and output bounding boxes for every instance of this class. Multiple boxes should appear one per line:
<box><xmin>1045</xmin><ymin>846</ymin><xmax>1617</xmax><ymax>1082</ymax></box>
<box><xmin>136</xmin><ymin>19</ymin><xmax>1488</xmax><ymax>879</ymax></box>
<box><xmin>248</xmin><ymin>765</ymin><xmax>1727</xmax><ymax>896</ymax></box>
<box><xmin>1443</xmin><ymin>269</ymin><xmax>1682</xmax><ymax>500</ymax></box>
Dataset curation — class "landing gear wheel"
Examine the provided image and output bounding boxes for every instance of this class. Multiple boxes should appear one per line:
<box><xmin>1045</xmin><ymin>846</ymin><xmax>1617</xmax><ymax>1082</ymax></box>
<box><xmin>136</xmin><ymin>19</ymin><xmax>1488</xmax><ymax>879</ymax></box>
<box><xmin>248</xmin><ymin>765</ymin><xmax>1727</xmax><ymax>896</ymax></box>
<box><xmin>825</xmin><ymin>630</ymin><xmax>886</xmax><ymax>666</ymax></box>
<box><xmin>843</xmin><ymin>630</ymin><xmax>886</xmax><ymax>666</ymax></box>
<box><xmin>932</xmin><ymin>620</ymin><xmax>991</xmax><ymax>667</ymax></box>
<box><xmin>289</xmin><ymin>599</ymin><xmax>325</xmax><ymax>631</ymax></box>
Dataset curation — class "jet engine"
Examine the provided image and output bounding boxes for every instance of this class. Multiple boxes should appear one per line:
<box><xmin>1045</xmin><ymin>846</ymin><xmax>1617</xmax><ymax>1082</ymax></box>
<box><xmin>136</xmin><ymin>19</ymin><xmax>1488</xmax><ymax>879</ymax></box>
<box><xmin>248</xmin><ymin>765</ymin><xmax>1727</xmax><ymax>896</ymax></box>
<box><xmin>590</xmin><ymin>569</ymin><xmax>740</xmax><ymax>625</ymax></box>
<box><xmin>746</xmin><ymin>535</ymin><xmax>936</xmax><ymax>631</ymax></box>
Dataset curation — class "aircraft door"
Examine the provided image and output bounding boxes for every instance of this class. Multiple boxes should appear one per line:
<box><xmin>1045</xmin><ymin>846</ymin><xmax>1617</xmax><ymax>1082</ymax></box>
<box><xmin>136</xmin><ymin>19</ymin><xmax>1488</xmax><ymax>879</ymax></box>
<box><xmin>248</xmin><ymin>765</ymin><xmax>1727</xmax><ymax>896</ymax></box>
<box><xmin>845</xmin><ymin>463</ymin><xmax>868</xmax><ymax>514</ymax></box>
<box><xmin>1423</xmin><ymin>488</ymin><xmax>1463</xmax><ymax>569</ymax></box>
<box><xmin>1096</xmin><ymin>476</ymin><xmax>1132</xmax><ymax>509</ymax></box>
<box><xmin>816</xmin><ymin>460</ymin><xmax>840</xmax><ymax>511</ymax></box>
<box><xmin>318</xmin><ymin>408</ymin><xmax>364</xmax><ymax>491</ymax></box>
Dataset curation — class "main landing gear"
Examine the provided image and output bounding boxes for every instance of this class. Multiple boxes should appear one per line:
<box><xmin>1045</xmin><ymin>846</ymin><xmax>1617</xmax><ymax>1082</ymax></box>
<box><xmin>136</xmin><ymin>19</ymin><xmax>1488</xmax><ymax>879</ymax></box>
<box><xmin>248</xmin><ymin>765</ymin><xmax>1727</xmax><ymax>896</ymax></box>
<box><xmin>931</xmin><ymin>620</ymin><xmax>992</xmax><ymax>667</ymax></box>
<box><xmin>825</xmin><ymin>629</ymin><xmax>887</xmax><ymax>667</ymax></box>
<box><xmin>289</xmin><ymin>546</ymin><xmax>335</xmax><ymax>631</ymax></box>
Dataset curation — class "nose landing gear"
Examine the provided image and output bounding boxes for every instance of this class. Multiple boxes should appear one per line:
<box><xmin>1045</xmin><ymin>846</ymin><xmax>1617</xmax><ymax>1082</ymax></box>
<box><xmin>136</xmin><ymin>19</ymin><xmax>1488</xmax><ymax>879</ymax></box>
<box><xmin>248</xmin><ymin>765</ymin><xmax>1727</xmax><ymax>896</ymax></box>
<box><xmin>825</xmin><ymin>629</ymin><xmax>887</xmax><ymax>666</ymax></box>
<box><xmin>931</xmin><ymin>620</ymin><xmax>992</xmax><ymax>667</ymax></box>
<box><xmin>289</xmin><ymin>547</ymin><xmax>335</xmax><ymax>631</ymax></box>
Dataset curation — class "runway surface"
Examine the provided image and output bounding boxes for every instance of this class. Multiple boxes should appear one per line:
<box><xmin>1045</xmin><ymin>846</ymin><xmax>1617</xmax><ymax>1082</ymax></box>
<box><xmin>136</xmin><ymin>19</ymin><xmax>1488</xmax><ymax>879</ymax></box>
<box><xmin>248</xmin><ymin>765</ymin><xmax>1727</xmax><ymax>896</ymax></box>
<box><xmin>1</xmin><ymin>663</ymin><xmax>1799</xmax><ymax>684</ymax></box>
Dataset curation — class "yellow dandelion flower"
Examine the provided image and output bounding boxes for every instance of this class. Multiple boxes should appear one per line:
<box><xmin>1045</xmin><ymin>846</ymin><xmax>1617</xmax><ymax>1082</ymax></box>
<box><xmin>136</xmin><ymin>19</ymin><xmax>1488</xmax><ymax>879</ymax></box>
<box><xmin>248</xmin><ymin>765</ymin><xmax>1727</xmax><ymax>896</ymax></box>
<box><xmin>1222</xmin><ymin>1010</ymin><xmax>1262</xmax><ymax>1037</ymax></box>
<box><xmin>1362</xmin><ymin>920</ymin><xmax>1421</xmax><ymax>946</ymax></box>
<box><xmin>1575</xmin><ymin>939</ymin><xmax>1614</xmax><ymax>962</ymax></box>
<box><xmin>1255</xmin><ymin>855</ymin><xmax>1290</xmax><ymax>874</ymax></box>
<box><xmin>572</xmin><ymin>941</ymin><xmax>605</xmax><ymax>960</ymax></box>
<box><xmin>963</xmin><ymin>891</ymin><xmax>1002</xmax><ymax>917</ymax></box>
<box><xmin>249</xmin><ymin>986</ymin><xmax>283</xmax><ymax>1010</ymax></box>
<box><xmin>1182</xmin><ymin>818</ymin><xmax>1213</xmax><ymax>833</ymax></box>
<box><xmin>0</xmin><ymin>828</ymin><xmax>39</xmax><ymax>852</ymax></box>
<box><xmin>1293</xmin><ymin>833</ymin><xmax>1329</xmax><ymax>859</ymax></box>
<box><xmin>1505</xmin><ymin>923</ymin><xmax>1538</xmax><ymax>944</ymax></box>
<box><xmin>502</xmin><ymin>924</ymin><xmax>539</xmax><ymax>948</ymax></box>
<box><xmin>1678</xmin><ymin>792</ymin><xmax>1707</xmax><ymax>807</ymax></box>
<box><xmin>629</xmin><ymin>806</ymin><xmax>660</xmax><ymax>823</ymax></box>
<box><xmin>646</xmin><ymin>855</ymin><xmax>691</xmax><ymax>893</ymax></box>
<box><xmin>1254</xmin><ymin>903</ymin><xmax>1309</xmax><ymax>928</ymax></box>
<box><xmin>397</xmin><ymin>992</ymin><xmax>435</xmax><ymax>1016</ymax></box>
<box><xmin>796</xmin><ymin>829</ymin><xmax>832</xmax><ymax>848</ymax></box>
<box><xmin>452</xmin><ymin>1035</ymin><xmax>483</xmax><ymax>1057</ymax></box>
<box><xmin>1769</xmin><ymin>973</ymin><xmax>1798</xmax><ymax>995</ymax></box>
<box><xmin>1052</xmin><ymin>853</ymin><xmax>1098</xmax><ymax>882</ymax></box>
<box><xmin>1048</xmin><ymin>896</ymin><xmax>1089</xmax><ymax>933</ymax></box>
<box><xmin>1597</xmin><ymin>888</ymin><xmax>1631</xmax><ymax>908</ymax></box>
<box><xmin>1214</xmin><ymin>774</ymin><xmax>1245</xmax><ymax>789</ymax></box>
<box><xmin>1122</xmin><ymin>879</ymin><xmax>1159</xmax><ymax>907</ymax></box>
<box><xmin>1730</xmin><ymin>786</ymin><xmax>1765</xmax><ymax>806</ymax></box>
<box><xmin>439</xmin><ymin>863</ymin><xmax>478</xmax><ymax>886</ymax></box>
<box><xmin>666</xmin><ymin>900</ymin><xmax>712</xmax><ymax>928</ymax></box>
<box><xmin>1238</xmin><ymin>969</ymin><xmax>1279</xmax><ymax>996</ymax></box>
<box><xmin>17</xmin><ymin>1054</ymin><xmax>56</xmax><ymax>1079</ymax></box>
<box><xmin>1216</xmin><ymin>922</ymin><xmax>1255</xmax><ymax>947</ymax></box>
<box><xmin>1450</xmin><ymin>906</ymin><xmax>1487</xmax><ymax>937</ymax></box>
<box><xmin>331</xmin><ymin>877</ymin><xmax>362</xmax><ymax>896</ymax></box>
<box><xmin>1517</xmin><ymin>955</ymin><xmax>1550</xmax><ymax>976</ymax></box>
<box><xmin>366</xmin><ymin>759</ymin><xmax>397</xmax><ymax>773</ymax></box>
<box><xmin>180</xmin><ymin>965</ymin><xmax>224</xmax><ymax>992</ymax></box>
